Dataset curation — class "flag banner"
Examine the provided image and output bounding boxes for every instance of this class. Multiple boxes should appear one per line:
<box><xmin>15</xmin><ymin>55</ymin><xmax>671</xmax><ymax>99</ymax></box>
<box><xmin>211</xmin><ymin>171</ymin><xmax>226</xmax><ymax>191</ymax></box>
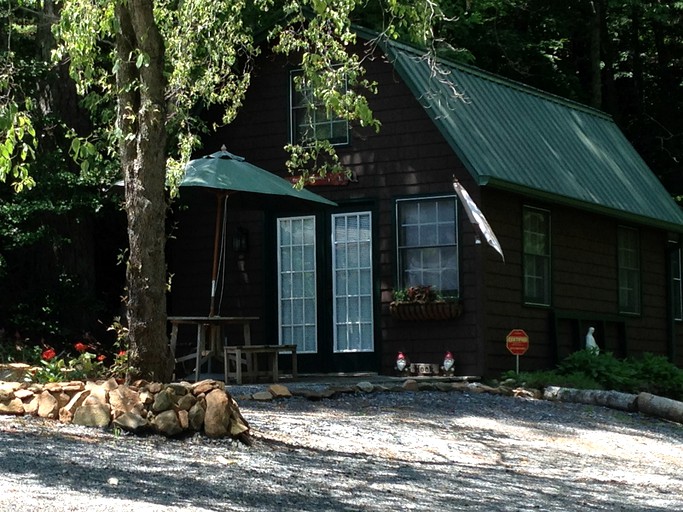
<box><xmin>452</xmin><ymin>179</ymin><xmax>505</xmax><ymax>261</ymax></box>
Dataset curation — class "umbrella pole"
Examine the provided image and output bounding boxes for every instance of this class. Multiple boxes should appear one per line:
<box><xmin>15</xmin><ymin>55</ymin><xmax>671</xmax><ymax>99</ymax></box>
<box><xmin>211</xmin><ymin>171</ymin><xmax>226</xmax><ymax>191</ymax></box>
<box><xmin>209</xmin><ymin>193</ymin><xmax>226</xmax><ymax>317</ymax></box>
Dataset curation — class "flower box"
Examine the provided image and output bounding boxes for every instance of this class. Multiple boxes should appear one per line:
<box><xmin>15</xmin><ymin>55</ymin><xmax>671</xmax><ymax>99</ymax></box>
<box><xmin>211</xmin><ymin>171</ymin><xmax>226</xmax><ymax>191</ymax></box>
<box><xmin>389</xmin><ymin>300</ymin><xmax>462</xmax><ymax>321</ymax></box>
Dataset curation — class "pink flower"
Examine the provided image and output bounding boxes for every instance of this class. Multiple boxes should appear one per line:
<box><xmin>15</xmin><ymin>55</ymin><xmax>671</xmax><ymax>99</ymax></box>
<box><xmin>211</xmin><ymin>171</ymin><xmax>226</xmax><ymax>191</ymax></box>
<box><xmin>97</xmin><ymin>354</ymin><xmax>106</xmax><ymax>362</ymax></box>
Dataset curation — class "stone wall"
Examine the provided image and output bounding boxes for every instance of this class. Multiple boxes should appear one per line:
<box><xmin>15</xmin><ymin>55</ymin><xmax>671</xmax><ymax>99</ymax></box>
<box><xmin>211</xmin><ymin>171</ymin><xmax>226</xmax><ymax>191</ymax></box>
<box><xmin>0</xmin><ymin>377</ymin><xmax>251</xmax><ymax>443</ymax></box>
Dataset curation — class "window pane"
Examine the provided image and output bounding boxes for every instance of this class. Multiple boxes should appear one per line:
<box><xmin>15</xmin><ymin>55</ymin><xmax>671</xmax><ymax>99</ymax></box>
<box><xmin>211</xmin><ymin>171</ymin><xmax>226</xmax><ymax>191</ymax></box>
<box><xmin>523</xmin><ymin>207</ymin><xmax>550</xmax><ymax>305</ymax></box>
<box><xmin>278</xmin><ymin>216</ymin><xmax>317</xmax><ymax>353</ymax></box>
<box><xmin>396</xmin><ymin>197</ymin><xmax>458</xmax><ymax>294</ymax></box>
<box><xmin>618</xmin><ymin>226</ymin><xmax>640</xmax><ymax>314</ymax></box>
<box><xmin>333</xmin><ymin>212</ymin><xmax>374</xmax><ymax>352</ymax></box>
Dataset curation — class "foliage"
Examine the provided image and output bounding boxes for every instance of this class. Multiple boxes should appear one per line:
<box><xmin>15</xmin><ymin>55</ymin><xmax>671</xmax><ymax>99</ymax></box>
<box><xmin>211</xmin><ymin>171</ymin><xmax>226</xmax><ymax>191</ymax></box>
<box><xmin>30</xmin><ymin>341</ymin><xmax>108</xmax><ymax>383</ymax></box>
<box><xmin>392</xmin><ymin>284</ymin><xmax>457</xmax><ymax>303</ymax></box>
<box><xmin>106</xmin><ymin>316</ymin><xmax>130</xmax><ymax>380</ymax></box>
<box><xmin>502</xmin><ymin>351</ymin><xmax>683</xmax><ymax>401</ymax></box>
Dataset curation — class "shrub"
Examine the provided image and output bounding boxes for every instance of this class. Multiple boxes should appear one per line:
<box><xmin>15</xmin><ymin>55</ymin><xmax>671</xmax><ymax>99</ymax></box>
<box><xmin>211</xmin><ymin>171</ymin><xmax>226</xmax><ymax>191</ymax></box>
<box><xmin>501</xmin><ymin>351</ymin><xmax>683</xmax><ymax>401</ymax></box>
<box><xmin>628</xmin><ymin>353</ymin><xmax>683</xmax><ymax>401</ymax></box>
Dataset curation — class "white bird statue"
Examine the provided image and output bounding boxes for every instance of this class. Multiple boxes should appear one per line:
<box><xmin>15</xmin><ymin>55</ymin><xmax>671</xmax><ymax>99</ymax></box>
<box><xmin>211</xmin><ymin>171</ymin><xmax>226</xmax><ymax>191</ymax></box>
<box><xmin>585</xmin><ymin>327</ymin><xmax>600</xmax><ymax>354</ymax></box>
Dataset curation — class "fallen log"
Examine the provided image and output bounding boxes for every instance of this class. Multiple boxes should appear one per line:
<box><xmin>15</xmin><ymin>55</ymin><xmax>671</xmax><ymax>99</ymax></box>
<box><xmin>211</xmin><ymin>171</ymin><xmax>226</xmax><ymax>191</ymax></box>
<box><xmin>543</xmin><ymin>386</ymin><xmax>638</xmax><ymax>412</ymax></box>
<box><xmin>637</xmin><ymin>392</ymin><xmax>683</xmax><ymax>424</ymax></box>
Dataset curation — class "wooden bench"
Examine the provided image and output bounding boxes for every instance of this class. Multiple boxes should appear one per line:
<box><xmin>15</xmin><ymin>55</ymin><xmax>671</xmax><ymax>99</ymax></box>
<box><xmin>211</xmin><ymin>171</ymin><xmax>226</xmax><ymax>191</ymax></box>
<box><xmin>224</xmin><ymin>344</ymin><xmax>298</xmax><ymax>384</ymax></box>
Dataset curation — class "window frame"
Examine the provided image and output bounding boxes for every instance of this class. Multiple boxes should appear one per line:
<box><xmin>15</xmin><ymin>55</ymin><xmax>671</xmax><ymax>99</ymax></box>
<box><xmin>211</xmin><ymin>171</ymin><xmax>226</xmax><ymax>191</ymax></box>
<box><xmin>289</xmin><ymin>69</ymin><xmax>350</xmax><ymax>147</ymax></box>
<box><xmin>277</xmin><ymin>215</ymin><xmax>319</xmax><ymax>354</ymax></box>
<box><xmin>394</xmin><ymin>195</ymin><xmax>459</xmax><ymax>296</ymax></box>
<box><xmin>617</xmin><ymin>225</ymin><xmax>641</xmax><ymax>315</ymax></box>
<box><xmin>522</xmin><ymin>205</ymin><xmax>551</xmax><ymax>307</ymax></box>
<box><xmin>671</xmin><ymin>245</ymin><xmax>683</xmax><ymax>322</ymax></box>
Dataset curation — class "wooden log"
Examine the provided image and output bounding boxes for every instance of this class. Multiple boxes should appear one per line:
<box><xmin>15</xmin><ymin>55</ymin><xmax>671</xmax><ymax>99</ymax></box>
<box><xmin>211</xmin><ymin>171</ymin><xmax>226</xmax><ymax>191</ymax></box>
<box><xmin>637</xmin><ymin>392</ymin><xmax>683</xmax><ymax>424</ymax></box>
<box><xmin>543</xmin><ymin>386</ymin><xmax>638</xmax><ymax>412</ymax></box>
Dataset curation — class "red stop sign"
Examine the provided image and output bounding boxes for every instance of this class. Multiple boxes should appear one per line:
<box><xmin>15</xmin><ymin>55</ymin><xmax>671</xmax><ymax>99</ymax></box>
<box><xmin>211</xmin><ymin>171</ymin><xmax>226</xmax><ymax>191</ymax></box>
<box><xmin>506</xmin><ymin>329</ymin><xmax>529</xmax><ymax>356</ymax></box>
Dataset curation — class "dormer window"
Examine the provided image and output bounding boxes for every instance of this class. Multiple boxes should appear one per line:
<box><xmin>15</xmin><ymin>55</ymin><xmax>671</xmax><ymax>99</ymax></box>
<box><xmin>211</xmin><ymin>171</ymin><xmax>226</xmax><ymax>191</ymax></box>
<box><xmin>289</xmin><ymin>69</ymin><xmax>349</xmax><ymax>146</ymax></box>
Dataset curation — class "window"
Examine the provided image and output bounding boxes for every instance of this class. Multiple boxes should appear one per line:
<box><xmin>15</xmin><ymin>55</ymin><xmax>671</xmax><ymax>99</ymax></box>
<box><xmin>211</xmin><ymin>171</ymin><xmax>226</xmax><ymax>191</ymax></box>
<box><xmin>396</xmin><ymin>196</ymin><xmax>458</xmax><ymax>294</ymax></box>
<box><xmin>523</xmin><ymin>206</ymin><xmax>551</xmax><ymax>306</ymax></box>
<box><xmin>671</xmin><ymin>246</ymin><xmax>683</xmax><ymax>321</ymax></box>
<box><xmin>332</xmin><ymin>212</ymin><xmax>374</xmax><ymax>352</ymax></box>
<box><xmin>618</xmin><ymin>226</ymin><xmax>641</xmax><ymax>314</ymax></box>
<box><xmin>290</xmin><ymin>70</ymin><xmax>349</xmax><ymax>146</ymax></box>
<box><xmin>278</xmin><ymin>216</ymin><xmax>318</xmax><ymax>353</ymax></box>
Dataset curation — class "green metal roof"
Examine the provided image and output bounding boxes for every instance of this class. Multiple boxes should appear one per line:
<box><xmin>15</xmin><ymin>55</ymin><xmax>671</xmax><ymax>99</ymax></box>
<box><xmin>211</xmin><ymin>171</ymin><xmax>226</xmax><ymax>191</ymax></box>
<box><xmin>382</xmin><ymin>39</ymin><xmax>683</xmax><ymax>232</ymax></box>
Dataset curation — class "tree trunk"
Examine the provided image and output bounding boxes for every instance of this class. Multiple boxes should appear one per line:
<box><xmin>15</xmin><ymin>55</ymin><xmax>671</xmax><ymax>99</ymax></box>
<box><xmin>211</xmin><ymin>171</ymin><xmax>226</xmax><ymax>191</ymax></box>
<box><xmin>115</xmin><ymin>0</ymin><xmax>173</xmax><ymax>382</ymax></box>
<box><xmin>588</xmin><ymin>0</ymin><xmax>602</xmax><ymax>108</ymax></box>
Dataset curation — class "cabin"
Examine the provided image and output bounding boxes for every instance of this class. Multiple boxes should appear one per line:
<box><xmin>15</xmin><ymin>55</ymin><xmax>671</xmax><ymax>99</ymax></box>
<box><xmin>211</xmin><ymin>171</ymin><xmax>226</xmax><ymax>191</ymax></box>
<box><xmin>167</xmin><ymin>33</ymin><xmax>683</xmax><ymax>379</ymax></box>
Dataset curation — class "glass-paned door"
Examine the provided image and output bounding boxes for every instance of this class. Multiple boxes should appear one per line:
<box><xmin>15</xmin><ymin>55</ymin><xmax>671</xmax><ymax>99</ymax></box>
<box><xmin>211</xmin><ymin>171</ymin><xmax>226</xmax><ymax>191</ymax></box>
<box><xmin>278</xmin><ymin>216</ymin><xmax>317</xmax><ymax>353</ymax></box>
<box><xmin>332</xmin><ymin>212</ymin><xmax>374</xmax><ymax>352</ymax></box>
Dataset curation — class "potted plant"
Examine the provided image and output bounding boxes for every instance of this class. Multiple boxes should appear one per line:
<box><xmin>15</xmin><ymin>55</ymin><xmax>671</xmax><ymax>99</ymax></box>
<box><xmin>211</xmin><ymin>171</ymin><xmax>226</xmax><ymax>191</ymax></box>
<box><xmin>389</xmin><ymin>285</ymin><xmax>462</xmax><ymax>321</ymax></box>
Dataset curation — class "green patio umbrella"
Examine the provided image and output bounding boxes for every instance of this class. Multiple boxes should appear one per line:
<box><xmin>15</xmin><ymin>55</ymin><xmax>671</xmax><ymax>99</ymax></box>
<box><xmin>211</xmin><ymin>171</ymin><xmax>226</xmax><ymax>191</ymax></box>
<box><xmin>181</xmin><ymin>146</ymin><xmax>336</xmax><ymax>316</ymax></box>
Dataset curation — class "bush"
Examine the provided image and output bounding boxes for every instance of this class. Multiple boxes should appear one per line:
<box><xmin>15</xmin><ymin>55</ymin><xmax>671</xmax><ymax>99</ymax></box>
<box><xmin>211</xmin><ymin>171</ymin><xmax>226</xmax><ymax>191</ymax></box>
<box><xmin>501</xmin><ymin>351</ymin><xmax>683</xmax><ymax>401</ymax></box>
<box><xmin>556</xmin><ymin>350</ymin><xmax>639</xmax><ymax>392</ymax></box>
<box><xmin>628</xmin><ymin>353</ymin><xmax>683</xmax><ymax>401</ymax></box>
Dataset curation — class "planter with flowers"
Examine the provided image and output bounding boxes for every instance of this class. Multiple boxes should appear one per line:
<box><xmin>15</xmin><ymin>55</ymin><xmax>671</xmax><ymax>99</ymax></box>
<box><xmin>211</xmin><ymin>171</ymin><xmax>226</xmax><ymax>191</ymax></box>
<box><xmin>389</xmin><ymin>285</ymin><xmax>462</xmax><ymax>321</ymax></box>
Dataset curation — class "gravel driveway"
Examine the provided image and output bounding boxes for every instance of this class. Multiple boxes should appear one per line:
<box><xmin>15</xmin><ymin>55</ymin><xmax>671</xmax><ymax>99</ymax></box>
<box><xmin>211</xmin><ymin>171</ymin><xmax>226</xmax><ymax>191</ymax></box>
<box><xmin>1</xmin><ymin>383</ymin><xmax>682</xmax><ymax>511</ymax></box>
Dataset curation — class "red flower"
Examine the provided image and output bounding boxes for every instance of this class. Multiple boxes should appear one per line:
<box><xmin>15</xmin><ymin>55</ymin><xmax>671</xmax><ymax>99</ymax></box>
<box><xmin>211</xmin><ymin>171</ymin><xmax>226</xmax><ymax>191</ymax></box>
<box><xmin>117</xmin><ymin>350</ymin><xmax>127</xmax><ymax>357</ymax></box>
<box><xmin>42</xmin><ymin>348</ymin><xmax>56</xmax><ymax>361</ymax></box>
<box><xmin>74</xmin><ymin>342</ymin><xmax>88</xmax><ymax>353</ymax></box>
<box><xmin>97</xmin><ymin>354</ymin><xmax>106</xmax><ymax>362</ymax></box>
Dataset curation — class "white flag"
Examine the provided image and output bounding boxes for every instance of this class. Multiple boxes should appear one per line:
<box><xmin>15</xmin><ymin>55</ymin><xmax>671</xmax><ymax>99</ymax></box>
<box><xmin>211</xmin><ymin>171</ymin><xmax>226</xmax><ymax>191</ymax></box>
<box><xmin>453</xmin><ymin>178</ymin><xmax>505</xmax><ymax>262</ymax></box>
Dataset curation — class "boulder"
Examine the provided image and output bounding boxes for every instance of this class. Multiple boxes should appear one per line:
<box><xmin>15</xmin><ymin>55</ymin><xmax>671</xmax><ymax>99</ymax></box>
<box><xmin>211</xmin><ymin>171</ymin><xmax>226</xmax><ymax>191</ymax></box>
<box><xmin>153</xmin><ymin>410</ymin><xmax>183</xmax><ymax>437</ymax></box>
<box><xmin>188</xmin><ymin>402</ymin><xmax>205</xmax><ymax>431</ymax></box>
<box><xmin>22</xmin><ymin>394</ymin><xmax>40</xmax><ymax>415</ymax></box>
<box><xmin>113</xmin><ymin>412</ymin><xmax>150</xmax><ymax>434</ymax></box>
<box><xmin>268</xmin><ymin>384</ymin><xmax>292</xmax><ymax>398</ymax></box>
<box><xmin>109</xmin><ymin>386</ymin><xmax>143</xmax><ymax>419</ymax></box>
<box><xmin>177</xmin><ymin>409</ymin><xmax>189</xmax><ymax>430</ymax></box>
<box><xmin>73</xmin><ymin>403</ymin><xmax>111</xmax><ymax>428</ymax></box>
<box><xmin>192</xmin><ymin>379</ymin><xmax>224</xmax><ymax>396</ymax></box>
<box><xmin>166</xmin><ymin>383</ymin><xmax>189</xmax><ymax>396</ymax></box>
<box><xmin>14</xmin><ymin>389</ymin><xmax>35</xmax><ymax>400</ymax></box>
<box><xmin>59</xmin><ymin>390</ymin><xmax>91</xmax><ymax>423</ymax></box>
<box><xmin>402</xmin><ymin>380</ymin><xmax>419</xmax><ymax>391</ymax></box>
<box><xmin>357</xmin><ymin>381</ymin><xmax>375</xmax><ymax>393</ymax></box>
<box><xmin>203</xmin><ymin>389</ymin><xmax>231</xmax><ymax>438</ymax></box>
<box><xmin>84</xmin><ymin>382</ymin><xmax>108</xmax><ymax>405</ymax></box>
<box><xmin>0</xmin><ymin>397</ymin><xmax>24</xmax><ymax>415</ymax></box>
<box><xmin>151</xmin><ymin>388</ymin><xmax>175</xmax><ymax>413</ymax></box>
<box><xmin>176</xmin><ymin>393</ymin><xmax>197</xmax><ymax>411</ymax></box>
<box><xmin>37</xmin><ymin>390</ymin><xmax>59</xmax><ymax>419</ymax></box>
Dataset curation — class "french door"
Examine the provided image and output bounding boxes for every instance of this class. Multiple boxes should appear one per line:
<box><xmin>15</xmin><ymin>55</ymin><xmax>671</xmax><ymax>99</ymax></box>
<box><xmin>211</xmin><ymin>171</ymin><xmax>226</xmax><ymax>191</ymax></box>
<box><xmin>277</xmin><ymin>210</ymin><xmax>375</xmax><ymax>371</ymax></box>
<box><xmin>331</xmin><ymin>212</ymin><xmax>374</xmax><ymax>353</ymax></box>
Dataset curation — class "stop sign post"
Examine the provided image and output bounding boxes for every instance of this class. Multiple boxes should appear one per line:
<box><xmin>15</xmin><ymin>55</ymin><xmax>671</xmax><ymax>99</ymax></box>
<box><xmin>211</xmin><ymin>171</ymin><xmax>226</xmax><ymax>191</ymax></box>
<box><xmin>506</xmin><ymin>329</ymin><xmax>529</xmax><ymax>374</ymax></box>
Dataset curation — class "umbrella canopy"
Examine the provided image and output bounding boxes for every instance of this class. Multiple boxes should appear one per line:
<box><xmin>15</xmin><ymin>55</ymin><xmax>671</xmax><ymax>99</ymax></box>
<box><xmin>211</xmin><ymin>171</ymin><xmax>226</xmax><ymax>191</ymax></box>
<box><xmin>181</xmin><ymin>147</ymin><xmax>336</xmax><ymax>316</ymax></box>
<box><xmin>181</xmin><ymin>148</ymin><xmax>337</xmax><ymax>206</ymax></box>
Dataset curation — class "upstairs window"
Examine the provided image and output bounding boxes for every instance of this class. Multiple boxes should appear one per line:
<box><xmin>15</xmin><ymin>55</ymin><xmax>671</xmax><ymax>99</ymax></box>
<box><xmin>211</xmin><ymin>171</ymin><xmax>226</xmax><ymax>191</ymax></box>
<box><xmin>523</xmin><ymin>206</ymin><xmax>551</xmax><ymax>306</ymax></box>
<box><xmin>396</xmin><ymin>196</ymin><xmax>459</xmax><ymax>295</ymax></box>
<box><xmin>618</xmin><ymin>226</ymin><xmax>641</xmax><ymax>314</ymax></box>
<box><xmin>290</xmin><ymin>70</ymin><xmax>349</xmax><ymax>146</ymax></box>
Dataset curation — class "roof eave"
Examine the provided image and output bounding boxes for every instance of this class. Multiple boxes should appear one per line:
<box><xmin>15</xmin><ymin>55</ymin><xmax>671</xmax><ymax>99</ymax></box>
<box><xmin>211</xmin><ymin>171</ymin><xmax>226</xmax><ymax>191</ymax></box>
<box><xmin>483</xmin><ymin>177</ymin><xmax>683</xmax><ymax>233</ymax></box>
